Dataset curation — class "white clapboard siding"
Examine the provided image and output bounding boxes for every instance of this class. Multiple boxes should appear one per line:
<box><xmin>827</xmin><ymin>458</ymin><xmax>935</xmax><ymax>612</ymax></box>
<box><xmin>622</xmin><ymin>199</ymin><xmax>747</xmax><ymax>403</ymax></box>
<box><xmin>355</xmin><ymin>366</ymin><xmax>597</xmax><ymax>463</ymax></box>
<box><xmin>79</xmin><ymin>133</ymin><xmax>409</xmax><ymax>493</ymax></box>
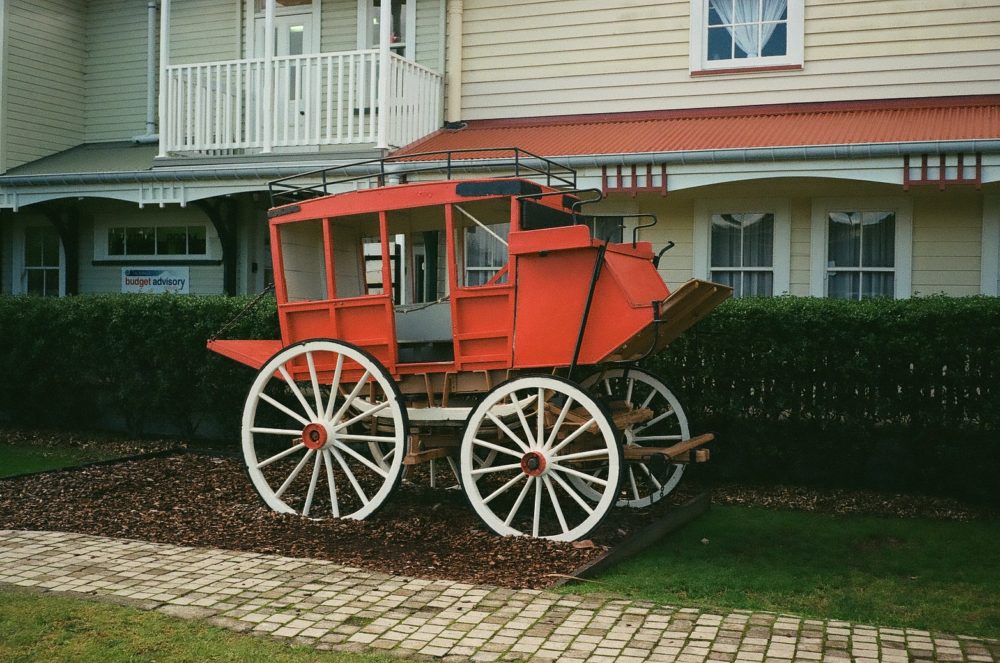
<box><xmin>85</xmin><ymin>0</ymin><xmax>149</xmax><ymax>142</ymax></box>
<box><xmin>322</xmin><ymin>0</ymin><xmax>358</xmax><ymax>52</ymax></box>
<box><xmin>170</xmin><ymin>0</ymin><xmax>241</xmax><ymax>65</ymax></box>
<box><xmin>460</xmin><ymin>0</ymin><xmax>1000</xmax><ymax>120</ymax></box>
<box><xmin>415</xmin><ymin>0</ymin><xmax>444</xmax><ymax>73</ymax></box>
<box><xmin>3</xmin><ymin>0</ymin><xmax>85</xmax><ymax>170</ymax></box>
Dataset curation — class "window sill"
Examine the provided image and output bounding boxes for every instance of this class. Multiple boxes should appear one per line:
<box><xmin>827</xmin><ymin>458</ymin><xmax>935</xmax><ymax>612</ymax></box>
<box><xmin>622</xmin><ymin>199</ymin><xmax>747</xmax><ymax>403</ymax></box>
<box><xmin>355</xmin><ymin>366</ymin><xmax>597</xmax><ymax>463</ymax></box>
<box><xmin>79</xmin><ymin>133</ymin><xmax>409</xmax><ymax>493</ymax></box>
<box><xmin>691</xmin><ymin>64</ymin><xmax>802</xmax><ymax>77</ymax></box>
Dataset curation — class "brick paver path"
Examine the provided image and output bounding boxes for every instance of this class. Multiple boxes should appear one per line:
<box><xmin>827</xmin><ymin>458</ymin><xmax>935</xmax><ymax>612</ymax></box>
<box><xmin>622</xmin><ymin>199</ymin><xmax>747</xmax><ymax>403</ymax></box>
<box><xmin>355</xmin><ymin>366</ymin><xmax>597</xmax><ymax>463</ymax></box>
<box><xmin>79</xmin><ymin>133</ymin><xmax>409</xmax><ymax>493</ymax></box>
<box><xmin>1</xmin><ymin>530</ymin><xmax>996</xmax><ymax>662</ymax></box>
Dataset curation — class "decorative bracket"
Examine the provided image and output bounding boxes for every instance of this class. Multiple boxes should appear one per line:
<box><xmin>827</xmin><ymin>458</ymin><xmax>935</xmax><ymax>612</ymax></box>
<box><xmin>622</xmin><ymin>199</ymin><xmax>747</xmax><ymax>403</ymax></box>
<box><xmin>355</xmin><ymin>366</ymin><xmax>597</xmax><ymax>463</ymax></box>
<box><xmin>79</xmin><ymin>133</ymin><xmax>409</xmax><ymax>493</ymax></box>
<box><xmin>601</xmin><ymin>164</ymin><xmax>668</xmax><ymax>197</ymax></box>
<box><xmin>903</xmin><ymin>154</ymin><xmax>981</xmax><ymax>191</ymax></box>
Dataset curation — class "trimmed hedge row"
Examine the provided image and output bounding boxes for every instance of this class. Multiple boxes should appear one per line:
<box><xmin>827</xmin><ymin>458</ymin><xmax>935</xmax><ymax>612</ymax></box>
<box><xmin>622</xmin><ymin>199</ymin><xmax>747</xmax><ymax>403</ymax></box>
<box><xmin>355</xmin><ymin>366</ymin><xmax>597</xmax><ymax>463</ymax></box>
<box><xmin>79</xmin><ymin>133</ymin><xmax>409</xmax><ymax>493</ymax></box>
<box><xmin>0</xmin><ymin>295</ymin><xmax>278</xmax><ymax>437</ymax></box>
<box><xmin>644</xmin><ymin>296</ymin><xmax>1000</xmax><ymax>503</ymax></box>
<box><xmin>0</xmin><ymin>294</ymin><xmax>997</xmax><ymax>502</ymax></box>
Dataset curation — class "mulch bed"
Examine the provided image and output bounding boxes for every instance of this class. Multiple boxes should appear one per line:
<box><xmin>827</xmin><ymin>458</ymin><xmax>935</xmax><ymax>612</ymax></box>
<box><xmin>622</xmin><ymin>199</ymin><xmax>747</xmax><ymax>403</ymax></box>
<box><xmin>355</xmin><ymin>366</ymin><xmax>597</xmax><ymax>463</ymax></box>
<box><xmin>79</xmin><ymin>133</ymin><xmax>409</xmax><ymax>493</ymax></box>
<box><xmin>0</xmin><ymin>450</ymin><xmax>698</xmax><ymax>589</ymax></box>
<box><xmin>1</xmin><ymin>429</ymin><xmax>994</xmax><ymax>589</ymax></box>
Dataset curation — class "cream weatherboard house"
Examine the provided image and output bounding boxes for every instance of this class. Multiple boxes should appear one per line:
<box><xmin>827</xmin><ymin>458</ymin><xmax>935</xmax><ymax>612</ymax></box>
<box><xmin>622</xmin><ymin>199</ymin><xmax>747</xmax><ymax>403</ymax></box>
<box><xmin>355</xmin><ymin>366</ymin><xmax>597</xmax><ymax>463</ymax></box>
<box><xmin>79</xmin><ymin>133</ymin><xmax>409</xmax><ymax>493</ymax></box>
<box><xmin>1</xmin><ymin>0</ymin><xmax>999</xmax><ymax>299</ymax></box>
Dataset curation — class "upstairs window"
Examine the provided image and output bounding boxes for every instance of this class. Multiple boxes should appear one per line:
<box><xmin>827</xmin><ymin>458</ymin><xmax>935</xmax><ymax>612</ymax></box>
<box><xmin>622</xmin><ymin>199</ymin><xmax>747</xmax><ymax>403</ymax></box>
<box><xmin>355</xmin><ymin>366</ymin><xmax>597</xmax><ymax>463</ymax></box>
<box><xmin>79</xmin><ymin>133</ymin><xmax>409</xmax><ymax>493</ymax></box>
<box><xmin>690</xmin><ymin>0</ymin><xmax>803</xmax><ymax>73</ymax></box>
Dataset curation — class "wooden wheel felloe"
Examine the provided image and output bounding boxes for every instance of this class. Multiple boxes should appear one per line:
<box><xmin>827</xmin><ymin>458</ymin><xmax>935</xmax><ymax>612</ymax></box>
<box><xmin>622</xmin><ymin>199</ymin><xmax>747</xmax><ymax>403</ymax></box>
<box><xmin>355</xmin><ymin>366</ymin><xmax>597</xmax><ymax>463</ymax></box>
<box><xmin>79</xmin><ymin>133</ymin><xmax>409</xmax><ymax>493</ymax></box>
<box><xmin>242</xmin><ymin>339</ymin><xmax>408</xmax><ymax>521</ymax></box>
<box><xmin>581</xmin><ymin>367</ymin><xmax>690</xmax><ymax>508</ymax></box>
<box><xmin>459</xmin><ymin>375</ymin><xmax>622</xmax><ymax>542</ymax></box>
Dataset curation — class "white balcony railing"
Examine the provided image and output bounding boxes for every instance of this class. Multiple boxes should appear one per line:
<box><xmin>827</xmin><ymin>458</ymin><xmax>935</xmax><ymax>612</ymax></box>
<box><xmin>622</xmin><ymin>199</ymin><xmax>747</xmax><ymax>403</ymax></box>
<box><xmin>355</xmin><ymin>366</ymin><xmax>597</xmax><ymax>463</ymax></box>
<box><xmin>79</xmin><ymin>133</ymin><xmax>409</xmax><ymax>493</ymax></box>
<box><xmin>161</xmin><ymin>50</ymin><xmax>442</xmax><ymax>155</ymax></box>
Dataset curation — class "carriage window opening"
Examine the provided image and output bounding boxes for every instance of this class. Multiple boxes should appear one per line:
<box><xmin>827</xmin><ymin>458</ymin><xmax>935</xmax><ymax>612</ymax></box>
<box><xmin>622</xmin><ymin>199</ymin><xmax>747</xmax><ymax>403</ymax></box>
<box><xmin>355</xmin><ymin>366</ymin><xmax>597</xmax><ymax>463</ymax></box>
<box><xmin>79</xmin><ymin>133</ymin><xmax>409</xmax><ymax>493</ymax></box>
<box><xmin>520</xmin><ymin>200</ymin><xmax>575</xmax><ymax>231</ymax></box>
<box><xmin>279</xmin><ymin>220</ymin><xmax>328</xmax><ymax>302</ymax></box>
<box><xmin>453</xmin><ymin>199</ymin><xmax>511</xmax><ymax>287</ymax></box>
<box><xmin>581</xmin><ymin>215</ymin><xmax>624</xmax><ymax>243</ymax></box>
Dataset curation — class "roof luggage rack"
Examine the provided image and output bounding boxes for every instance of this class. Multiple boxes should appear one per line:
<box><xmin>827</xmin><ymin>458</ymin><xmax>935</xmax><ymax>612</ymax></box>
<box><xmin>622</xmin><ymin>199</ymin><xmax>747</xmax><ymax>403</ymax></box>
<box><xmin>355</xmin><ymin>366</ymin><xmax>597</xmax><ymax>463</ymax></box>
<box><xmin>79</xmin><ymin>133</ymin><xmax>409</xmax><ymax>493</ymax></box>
<box><xmin>267</xmin><ymin>147</ymin><xmax>577</xmax><ymax>208</ymax></box>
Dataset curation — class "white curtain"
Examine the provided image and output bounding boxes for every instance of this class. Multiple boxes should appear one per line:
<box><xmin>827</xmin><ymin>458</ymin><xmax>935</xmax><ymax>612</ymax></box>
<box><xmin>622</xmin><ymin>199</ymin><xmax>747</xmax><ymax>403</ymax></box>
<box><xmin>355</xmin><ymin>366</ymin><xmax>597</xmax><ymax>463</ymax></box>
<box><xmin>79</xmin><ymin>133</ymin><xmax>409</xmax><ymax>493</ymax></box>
<box><xmin>710</xmin><ymin>0</ymin><xmax>787</xmax><ymax>57</ymax></box>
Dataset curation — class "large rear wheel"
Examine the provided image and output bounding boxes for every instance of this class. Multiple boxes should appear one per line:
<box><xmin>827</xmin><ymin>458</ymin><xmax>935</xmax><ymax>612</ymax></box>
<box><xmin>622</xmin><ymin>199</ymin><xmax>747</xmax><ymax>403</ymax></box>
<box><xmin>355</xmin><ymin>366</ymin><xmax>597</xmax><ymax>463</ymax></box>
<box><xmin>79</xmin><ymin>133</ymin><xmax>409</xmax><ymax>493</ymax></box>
<box><xmin>581</xmin><ymin>367</ymin><xmax>689</xmax><ymax>508</ymax></box>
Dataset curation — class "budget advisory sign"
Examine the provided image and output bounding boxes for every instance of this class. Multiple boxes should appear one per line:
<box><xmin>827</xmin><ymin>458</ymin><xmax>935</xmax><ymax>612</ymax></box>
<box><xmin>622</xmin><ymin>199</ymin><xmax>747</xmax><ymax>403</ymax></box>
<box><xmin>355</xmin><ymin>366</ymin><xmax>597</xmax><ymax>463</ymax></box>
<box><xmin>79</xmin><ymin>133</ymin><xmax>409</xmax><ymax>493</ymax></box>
<box><xmin>121</xmin><ymin>268</ymin><xmax>190</xmax><ymax>294</ymax></box>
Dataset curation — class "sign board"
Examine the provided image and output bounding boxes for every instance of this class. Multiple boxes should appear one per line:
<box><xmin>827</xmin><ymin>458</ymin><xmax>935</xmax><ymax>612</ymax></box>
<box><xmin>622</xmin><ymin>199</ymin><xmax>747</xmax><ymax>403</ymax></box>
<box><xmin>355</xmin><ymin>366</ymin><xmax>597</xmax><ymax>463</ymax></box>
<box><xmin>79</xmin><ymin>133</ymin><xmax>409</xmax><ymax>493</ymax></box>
<box><xmin>121</xmin><ymin>267</ymin><xmax>190</xmax><ymax>294</ymax></box>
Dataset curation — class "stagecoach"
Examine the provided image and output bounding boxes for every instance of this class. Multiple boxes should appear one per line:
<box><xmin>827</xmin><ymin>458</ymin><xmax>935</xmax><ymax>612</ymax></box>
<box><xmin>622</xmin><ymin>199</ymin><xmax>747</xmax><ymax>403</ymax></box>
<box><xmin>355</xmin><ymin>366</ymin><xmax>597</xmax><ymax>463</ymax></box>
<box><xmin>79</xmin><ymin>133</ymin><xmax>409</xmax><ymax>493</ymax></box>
<box><xmin>208</xmin><ymin>148</ymin><xmax>731</xmax><ymax>542</ymax></box>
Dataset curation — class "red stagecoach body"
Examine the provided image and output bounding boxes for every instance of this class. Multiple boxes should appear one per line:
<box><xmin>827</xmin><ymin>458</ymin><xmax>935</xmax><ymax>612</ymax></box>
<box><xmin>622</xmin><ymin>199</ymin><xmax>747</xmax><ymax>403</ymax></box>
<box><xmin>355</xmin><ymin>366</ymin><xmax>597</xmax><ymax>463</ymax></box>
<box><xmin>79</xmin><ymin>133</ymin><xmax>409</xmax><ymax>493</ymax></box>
<box><xmin>208</xmin><ymin>149</ymin><xmax>731</xmax><ymax>542</ymax></box>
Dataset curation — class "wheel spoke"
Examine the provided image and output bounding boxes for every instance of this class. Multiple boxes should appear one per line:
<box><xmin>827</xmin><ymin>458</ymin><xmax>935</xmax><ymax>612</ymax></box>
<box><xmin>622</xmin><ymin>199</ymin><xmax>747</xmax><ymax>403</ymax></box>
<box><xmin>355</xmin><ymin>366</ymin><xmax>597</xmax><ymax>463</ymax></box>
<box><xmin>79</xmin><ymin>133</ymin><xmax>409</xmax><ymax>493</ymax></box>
<box><xmin>483</xmin><ymin>472</ymin><xmax>527</xmax><ymax>505</ymax></box>
<box><xmin>542</xmin><ymin>396</ymin><xmax>574</xmax><ymax>451</ymax></box>
<box><xmin>302</xmin><ymin>450</ymin><xmax>323</xmax><ymax>516</ymax></box>
<box><xmin>259</xmin><ymin>392</ymin><xmax>310</xmax><ymax>427</ymax></box>
<box><xmin>331</xmin><ymin>369</ymin><xmax>373</xmax><ymax>424</ymax></box>
<box><xmin>250</xmin><ymin>426</ymin><xmax>303</xmax><ymax>438</ymax></box>
<box><xmin>638</xmin><ymin>462</ymin><xmax>663</xmax><ymax>490</ymax></box>
<box><xmin>306</xmin><ymin>351</ymin><xmax>324</xmax><ymax>421</ymax></box>
<box><xmin>323</xmin><ymin>449</ymin><xmax>340</xmax><ymax>517</ymax></box>
<box><xmin>602</xmin><ymin>378</ymin><xmax>612</xmax><ymax>397</ymax></box>
<box><xmin>511</xmin><ymin>391</ymin><xmax>536</xmax><ymax>446</ymax></box>
<box><xmin>536</xmin><ymin>388</ymin><xmax>545</xmax><ymax>448</ymax></box>
<box><xmin>633</xmin><ymin>409</ymin><xmax>675</xmax><ymax>433</ymax></box>
<box><xmin>628</xmin><ymin>466</ymin><xmax>640</xmax><ymax>502</ymax></box>
<box><xmin>548</xmin><ymin>416</ymin><xmax>597</xmax><ymax>456</ymax></box>
<box><xmin>323</xmin><ymin>353</ymin><xmax>345</xmax><ymax>420</ymax></box>
<box><xmin>275</xmin><ymin>448</ymin><xmax>315</xmax><ymax>498</ymax></box>
<box><xmin>332</xmin><ymin>439</ymin><xmax>389</xmax><ymax>478</ymax></box>
<box><xmin>543</xmin><ymin>476</ymin><xmax>569</xmax><ymax>535</ymax></box>
<box><xmin>532</xmin><ymin>475</ymin><xmax>542</xmax><ymax>537</ymax></box>
<box><xmin>333</xmin><ymin>400</ymin><xmax>392</xmax><ymax>430</ymax></box>
<box><xmin>632</xmin><ymin>434</ymin><xmax>683</xmax><ymax>443</ymax></box>
<box><xmin>486</xmin><ymin>411</ymin><xmax>530</xmax><ymax>453</ymax></box>
<box><xmin>551</xmin><ymin>446</ymin><xmax>607</xmax><ymax>464</ymax></box>
<box><xmin>330</xmin><ymin>446</ymin><xmax>369</xmax><ymax>506</ymax></box>
<box><xmin>256</xmin><ymin>441</ymin><xmax>306</xmax><ymax>469</ymax></box>
<box><xmin>335</xmin><ymin>433</ymin><xmax>398</xmax><ymax>444</ymax></box>
<box><xmin>624</xmin><ymin>376</ymin><xmax>635</xmax><ymax>406</ymax></box>
<box><xmin>470</xmin><ymin>461</ymin><xmax>523</xmax><ymax>477</ymax></box>
<box><xmin>472</xmin><ymin>437</ymin><xmax>524</xmax><ymax>460</ymax></box>
<box><xmin>504</xmin><ymin>476</ymin><xmax>534</xmax><ymax>526</ymax></box>
<box><xmin>278</xmin><ymin>365</ymin><xmax>317</xmax><ymax>421</ymax></box>
<box><xmin>550</xmin><ymin>462</ymin><xmax>610</xmax><ymax>487</ymax></box>
<box><xmin>548</xmin><ymin>470</ymin><xmax>595</xmax><ymax>514</ymax></box>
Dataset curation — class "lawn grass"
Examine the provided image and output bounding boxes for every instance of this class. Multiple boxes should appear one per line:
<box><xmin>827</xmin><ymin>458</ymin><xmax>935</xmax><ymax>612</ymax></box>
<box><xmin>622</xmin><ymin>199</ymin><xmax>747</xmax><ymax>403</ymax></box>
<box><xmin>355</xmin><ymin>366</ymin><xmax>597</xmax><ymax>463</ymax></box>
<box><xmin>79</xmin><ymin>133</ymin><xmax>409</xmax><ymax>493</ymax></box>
<box><xmin>564</xmin><ymin>505</ymin><xmax>1000</xmax><ymax>638</ymax></box>
<box><xmin>0</xmin><ymin>586</ymin><xmax>400</xmax><ymax>663</ymax></box>
<box><xmin>0</xmin><ymin>445</ymin><xmax>123</xmax><ymax>478</ymax></box>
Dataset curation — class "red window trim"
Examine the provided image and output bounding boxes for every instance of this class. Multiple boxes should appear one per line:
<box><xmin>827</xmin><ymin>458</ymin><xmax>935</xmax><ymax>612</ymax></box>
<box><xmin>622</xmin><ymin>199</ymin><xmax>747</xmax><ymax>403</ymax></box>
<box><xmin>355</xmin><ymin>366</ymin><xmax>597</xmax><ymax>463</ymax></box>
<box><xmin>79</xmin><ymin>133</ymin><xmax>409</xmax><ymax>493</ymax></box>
<box><xmin>691</xmin><ymin>64</ymin><xmax>803</xmax><ymax>77</ymax></box>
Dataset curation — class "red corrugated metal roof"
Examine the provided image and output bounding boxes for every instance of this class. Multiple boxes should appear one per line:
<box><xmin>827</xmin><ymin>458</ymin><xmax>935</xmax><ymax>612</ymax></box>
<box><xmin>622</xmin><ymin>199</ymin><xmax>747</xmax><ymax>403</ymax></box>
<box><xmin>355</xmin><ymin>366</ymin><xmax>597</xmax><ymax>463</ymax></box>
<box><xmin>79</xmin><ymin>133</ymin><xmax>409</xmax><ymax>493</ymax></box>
<box><xmin>395</xmin><ymin>96</ymin><xmax>1000</xmax><ymax>158</ymax></box>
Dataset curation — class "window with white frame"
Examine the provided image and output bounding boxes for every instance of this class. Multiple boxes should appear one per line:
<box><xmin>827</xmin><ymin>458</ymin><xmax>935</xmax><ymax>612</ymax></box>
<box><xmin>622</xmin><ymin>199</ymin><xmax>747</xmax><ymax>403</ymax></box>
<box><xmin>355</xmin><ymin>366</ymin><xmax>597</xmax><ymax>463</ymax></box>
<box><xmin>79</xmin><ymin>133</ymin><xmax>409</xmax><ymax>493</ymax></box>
<box><xmin>810</xmin><ymin>198</ymin><xmax>912</xmax><ymax>300</ymax></box>
<box><xmin>825</xmin><ymin>211</ymin><xmax>896</xmax><ymax>300</ymax></box>
<box><xmin>710</xmin><ymin>212</ymin><xmax>774</xmax><ymax>297</ymax></box>
<box><xmin>107</xmin><ymin>225</ymin><xmax>208</xmax><ymax>258</ymax></box>
<box><xmin>694</xmin><ymin>199</ymin><xmax>790</xmax><ymax>296</ymax></box>
<box><xmin>359</xmin><ymin>0</ymin><xmax>415</xmax><ymax>57</ymax></box>
<box><xmin>689</xmin><ymin>0</ymin><xmax>803</xmax><ymax>73</ymax></box>
<box><xmin>23</xmin><ymin>226</ymin><xmax>63</xmax><ymax>297</ymax></box>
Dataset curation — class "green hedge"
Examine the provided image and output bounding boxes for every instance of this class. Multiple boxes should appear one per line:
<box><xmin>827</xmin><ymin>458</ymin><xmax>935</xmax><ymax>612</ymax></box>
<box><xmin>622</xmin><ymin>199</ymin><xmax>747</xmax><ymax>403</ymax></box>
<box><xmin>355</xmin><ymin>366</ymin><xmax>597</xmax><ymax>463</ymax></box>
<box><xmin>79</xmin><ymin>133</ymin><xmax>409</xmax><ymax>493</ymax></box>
<box><xmin>644</xmin><ymin>296</ymin><xmax>1000</xmax><ymax>503</ymax></box>
<box><xmin>0</xmin><ymin>295</ymin><xmax>278</xmax><ymax>437</ymax></box>
<box><xmin>0</xmin><ymin>294</ymin><xmax>997</xmax><ymax>502</ymax></box>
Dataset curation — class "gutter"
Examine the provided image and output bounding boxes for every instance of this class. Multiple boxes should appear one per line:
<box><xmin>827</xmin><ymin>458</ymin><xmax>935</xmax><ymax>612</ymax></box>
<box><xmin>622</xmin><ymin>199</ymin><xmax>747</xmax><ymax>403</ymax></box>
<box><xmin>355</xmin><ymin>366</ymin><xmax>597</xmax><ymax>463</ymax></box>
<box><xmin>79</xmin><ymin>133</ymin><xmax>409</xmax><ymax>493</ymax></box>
<box><xmin>2</xmin><ymin>139</ymin><xmax>999</xmax><ymax>188</ymax></box>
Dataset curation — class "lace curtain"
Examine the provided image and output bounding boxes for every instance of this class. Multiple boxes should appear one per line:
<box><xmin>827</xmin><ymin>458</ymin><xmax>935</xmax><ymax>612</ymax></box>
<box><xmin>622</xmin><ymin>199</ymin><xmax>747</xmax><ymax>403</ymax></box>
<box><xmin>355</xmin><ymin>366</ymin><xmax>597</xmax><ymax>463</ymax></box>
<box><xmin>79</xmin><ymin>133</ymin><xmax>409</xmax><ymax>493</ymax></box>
<box><xmin>710</xmin><ymin>0</ymin><xmax>788</xmax><ymax>57</ymax></box>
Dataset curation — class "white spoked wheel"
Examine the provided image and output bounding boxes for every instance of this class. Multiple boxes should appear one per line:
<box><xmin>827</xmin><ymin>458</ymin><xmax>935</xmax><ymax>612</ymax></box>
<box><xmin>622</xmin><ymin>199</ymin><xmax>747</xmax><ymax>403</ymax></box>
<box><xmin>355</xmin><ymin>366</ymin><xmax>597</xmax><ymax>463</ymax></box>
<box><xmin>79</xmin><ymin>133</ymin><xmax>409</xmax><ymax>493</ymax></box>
<box><xmin>242</xmin><ymin>339</ymin><xmax>408</xmax><ymax>521</ymax></box>
<box><xmin>580</xmin><ymin>367</ymin><xmax>690</xmax><ymax>508</ymax></box>
<box><xmin>460</xmin><ymin>375</ymin><xmax>622</xmax><ymax>542</ymax></box>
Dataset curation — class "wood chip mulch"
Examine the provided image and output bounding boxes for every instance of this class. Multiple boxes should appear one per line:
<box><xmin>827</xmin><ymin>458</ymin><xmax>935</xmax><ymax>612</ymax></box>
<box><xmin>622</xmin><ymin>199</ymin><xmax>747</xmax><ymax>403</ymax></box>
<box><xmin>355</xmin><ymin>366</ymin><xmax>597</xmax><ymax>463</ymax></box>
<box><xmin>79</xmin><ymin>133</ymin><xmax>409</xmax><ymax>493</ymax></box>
<box><xmin>1</xmin><ymin>429</ymin><xmax>993</xmax><ymax>590</ymax></box>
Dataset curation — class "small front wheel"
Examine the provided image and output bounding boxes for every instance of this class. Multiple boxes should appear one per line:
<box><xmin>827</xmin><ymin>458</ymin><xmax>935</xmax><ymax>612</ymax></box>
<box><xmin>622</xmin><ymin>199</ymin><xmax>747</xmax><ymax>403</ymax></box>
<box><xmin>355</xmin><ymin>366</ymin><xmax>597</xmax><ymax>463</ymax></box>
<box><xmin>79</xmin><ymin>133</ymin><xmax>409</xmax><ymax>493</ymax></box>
<box><xmin>242</xmin><ymin>339</ymin><xmax>408</xmax><ymax>520</ymax></box>
<box><xmin>459</xmin><ymin>375</ymin><xmax>622</xmax><ymax>542</ymax></box>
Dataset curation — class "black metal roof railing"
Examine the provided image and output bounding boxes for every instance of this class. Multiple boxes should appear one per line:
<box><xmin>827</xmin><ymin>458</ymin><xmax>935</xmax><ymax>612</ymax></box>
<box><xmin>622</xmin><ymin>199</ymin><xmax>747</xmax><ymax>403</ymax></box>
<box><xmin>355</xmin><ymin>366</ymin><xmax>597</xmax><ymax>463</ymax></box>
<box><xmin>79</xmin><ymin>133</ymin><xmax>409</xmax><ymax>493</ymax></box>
<box><xmin>267</xmin><ymin>147</ymin><xmax>578</xmax><ymax>208</ymax></box>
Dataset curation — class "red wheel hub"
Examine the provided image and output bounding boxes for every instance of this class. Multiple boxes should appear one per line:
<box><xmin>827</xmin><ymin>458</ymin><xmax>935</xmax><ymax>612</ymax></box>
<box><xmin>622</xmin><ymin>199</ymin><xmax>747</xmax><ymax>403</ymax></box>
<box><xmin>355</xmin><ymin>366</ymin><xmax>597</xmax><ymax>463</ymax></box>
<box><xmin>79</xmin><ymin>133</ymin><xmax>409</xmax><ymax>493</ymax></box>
<box><xmin>302</xmin><ymin>423</ymin><xmax>328</xmax><ymax>450</ymax></box>
<box><xmin>520</xmin><ymin>451</ymin><xmax>547</xmax><ymax>477</ymax></box>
